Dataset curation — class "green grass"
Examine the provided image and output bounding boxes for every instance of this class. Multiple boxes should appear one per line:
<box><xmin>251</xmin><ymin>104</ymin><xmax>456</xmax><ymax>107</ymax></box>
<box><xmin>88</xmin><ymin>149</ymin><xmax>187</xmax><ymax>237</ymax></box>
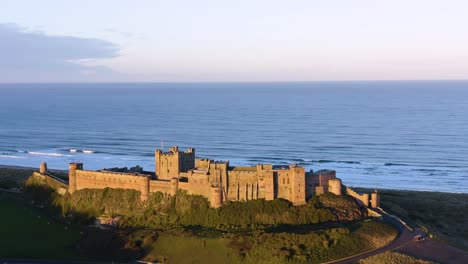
<box><xmin>49</xmin><ymin>187</ymin><xmax>365</xmax><ymax>231</ymax></box>
<box><xmin>16</xmin><ymin>175</ymin><xmax>399</xmax><ymax>263</ymax></box>
<box><xmin>0</xmin><ymin>167</ymin><xmax>35</xmax><ymax>188</ymax></box>
<box><xmin>0</xmin><ymin>193</ymin><xmax>81</xmax><ymax>259</ymax></box>
<box><xmin>359</xmin><ymin>251</ymin><xmax>437</xmax><ymax>264</ymax></box>
<box><xmin>129</xmin><ymin>220</ymin><xmax>397</xmax><ymax>264</ymax></box>
<box><xmin>146</xmin><ymin>234</ymin><xmax>240</xmax><ymax>264</ymax></box>
<box><xmin>367</xmin><ymin>189</ymin><xmax>468</xmax><ymax>250</ymax></box>
<box><xmin>241</xmin><ymin>220</ymin><xmax>397</xmax><ymax>264</ymax></box>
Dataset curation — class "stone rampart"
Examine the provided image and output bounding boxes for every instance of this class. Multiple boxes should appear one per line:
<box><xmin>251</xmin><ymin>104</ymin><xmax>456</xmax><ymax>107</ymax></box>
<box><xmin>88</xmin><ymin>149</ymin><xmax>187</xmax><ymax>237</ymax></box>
<box><xmin>178</xmin><ymin>181</ymin><xmax>190</xmax><ymax>191</ymax></box>
<box><xmin>328</xmin><ymin>178</ymin><xmax>342</xmax><ymax>195</ymax></box>
<box><xmin>74</xmin><ymin>170</ymin><xmax>151</xmax><ymax>200</ymax></box>
<box><xmin>210</xmin><ymin>186</ymin><xmax>222</xmax><ymax>208</ymax></box>
<box><xmin>371</xmin><ymin>191</ymin><xmax>379</xmax><ymax>208</ymax></box>
<box><xmin>346</xmin><ymin>187</ymin><xmax>370</xmax><ymax>207</ymax></box>
<box><xmin>149</xmin><ymin>179</ymin><xmax>171</xmax><ymax>194</ymax></box>
<box><xmin>32</xmin><ymin>172</ymin><xmax>68</xmax><ymax>195</ymax></box>
<box><xmin>186</xmin><ymin>174</ymin><xmax>211</xmax><ymax>198</ymax></box>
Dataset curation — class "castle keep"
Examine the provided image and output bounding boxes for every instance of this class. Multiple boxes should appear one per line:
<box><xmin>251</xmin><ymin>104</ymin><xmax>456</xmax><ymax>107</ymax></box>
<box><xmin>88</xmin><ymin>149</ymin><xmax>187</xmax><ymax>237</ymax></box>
<box><xmin>36</xmin><ymin>146</ymin><xmax>379</xmax><ymax>208</ymax></box>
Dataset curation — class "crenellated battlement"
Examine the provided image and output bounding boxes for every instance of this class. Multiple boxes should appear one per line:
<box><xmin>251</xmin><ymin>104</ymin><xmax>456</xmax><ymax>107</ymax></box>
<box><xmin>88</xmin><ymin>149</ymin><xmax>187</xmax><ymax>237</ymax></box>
<box><xmin>155</xmin><ymin>146</ymin><xmax>195</xmax><ymax>180</ymax></box>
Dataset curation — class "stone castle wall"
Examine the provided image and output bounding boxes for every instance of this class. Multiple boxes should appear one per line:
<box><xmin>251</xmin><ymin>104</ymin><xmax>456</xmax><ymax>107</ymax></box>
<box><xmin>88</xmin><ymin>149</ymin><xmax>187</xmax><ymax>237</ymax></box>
<box><xmin>346</xmin><ymin>187</ymin><xmax>370</xmax><ymax>207</ymax></box>
<box><xmin>149</xmin><ymin>179</ymin><xmax>171</xmax><ymax>194</ymax></box>
<box><xmin>32</xmin><ymin>172</ymin><xmax>68</xmax><ymax>195</ymax></box>
<box><xmin>226</xmin><ymin>170</ymin><xmax>261</xmax><ymax>201</ymax></box>
<box><xmin>185</xmin><ymin>173</ymin><xmax>211</xmax><ymax>198</ymax></box>
<box><xmin>36</xmin><ymin>146</ymin><xmax>380</xmax><ymax>209</ymax></box>
<box><xmin>71</xmin><ymin>168</ymin><xmax>152</xmax><ymax>200</ymax></box>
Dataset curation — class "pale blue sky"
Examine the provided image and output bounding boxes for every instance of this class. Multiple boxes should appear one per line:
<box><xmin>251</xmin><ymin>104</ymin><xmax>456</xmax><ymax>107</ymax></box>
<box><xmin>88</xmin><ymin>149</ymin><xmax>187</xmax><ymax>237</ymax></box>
<box><xmin>1</xmin><ymin>0</ymin><xmax>468</xmax><ymax>82</ymax></box>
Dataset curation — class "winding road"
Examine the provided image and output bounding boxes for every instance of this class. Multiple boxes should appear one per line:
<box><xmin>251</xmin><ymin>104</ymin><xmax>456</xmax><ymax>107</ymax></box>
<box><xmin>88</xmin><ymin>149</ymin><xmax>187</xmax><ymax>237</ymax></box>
<box><xmin>324</xmin><ymin>208</ymin><xmax>424</xmax><ymax>264</ymax></box>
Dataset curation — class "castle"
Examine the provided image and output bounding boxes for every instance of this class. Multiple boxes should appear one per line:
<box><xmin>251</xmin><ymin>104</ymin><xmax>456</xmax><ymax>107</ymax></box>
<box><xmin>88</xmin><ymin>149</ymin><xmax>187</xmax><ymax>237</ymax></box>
<box><xmin>36</xmin><ymin>146</ymin><xmax>379</xmax><ymax>208</ymax></box>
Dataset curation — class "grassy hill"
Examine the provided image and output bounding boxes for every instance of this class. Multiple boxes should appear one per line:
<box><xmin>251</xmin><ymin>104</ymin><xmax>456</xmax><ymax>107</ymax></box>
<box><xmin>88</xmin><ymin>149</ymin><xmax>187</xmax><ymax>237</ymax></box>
<box><xmin>356</xmin><ymin>188</ymin><xmax>468</xmax><ymax>250</ymax></box>
<box><xmin>19</xmin><ymin>174</ymin><xmax>398</xmax><ymax>263</ymax></box>
<box><xmin>24</xmin><ymin>174</ymin><xmax>367</xmax><ymax>230</ymax></box>
<box><xmin>0</xmin><ymin>192</ymin><xmax>81</xmax><ymax>260</ymax></box>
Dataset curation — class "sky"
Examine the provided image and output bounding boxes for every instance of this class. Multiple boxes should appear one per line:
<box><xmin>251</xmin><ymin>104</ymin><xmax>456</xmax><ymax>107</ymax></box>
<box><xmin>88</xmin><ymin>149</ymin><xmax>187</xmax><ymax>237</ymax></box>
<box><xmin>1</xmin><ymin>0</ymin><xmax>468</xmax><ymax>82</ymax></box>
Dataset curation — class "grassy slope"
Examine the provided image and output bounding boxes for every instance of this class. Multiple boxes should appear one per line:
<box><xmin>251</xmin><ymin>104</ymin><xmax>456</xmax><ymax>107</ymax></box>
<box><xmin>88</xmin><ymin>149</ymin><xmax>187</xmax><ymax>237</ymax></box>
<box><xmin>359</xmin><ymin>251</ymin><xmax>437</xmax><ymax>264</ymax></box>
<box><xmin>48</xmin><ymin>186</ymin><xmax>365</xmax><ymax>230</ymax></box>
<box><xmin>2</xmin><ymin>173</ymin><xmax>398</xmax><ymax>263</ymax></box>
<box><xmin>134</xmin><ymin>220</ymin><xmax>397</xmax><ymax>264</ymax></box>
<box><xmin>0</xmin><ymin>167</ymin><xmax>35</xmax><ymax>188</ymax></box>
<box><xmin>0</xmin><ymin>193</ymin><xmax>81</xmax><ymax>259</ymax></box>
<box><xmin>147</xmin><ymin>235</ymin><xmax>240</xmax><ymax>264</ymax></box>
<box><xmin>374</xmin><ymin>189</ymin><xmax>468</xmax><ymax>250</ymax></box>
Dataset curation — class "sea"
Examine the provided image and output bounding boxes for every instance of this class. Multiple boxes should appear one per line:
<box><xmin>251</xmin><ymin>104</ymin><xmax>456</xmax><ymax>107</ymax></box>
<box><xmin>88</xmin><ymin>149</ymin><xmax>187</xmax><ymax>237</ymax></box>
<box><xmin>0</xmin><ymin>81</ymin><xmax>467</xmax><ymax>193</ymax></box>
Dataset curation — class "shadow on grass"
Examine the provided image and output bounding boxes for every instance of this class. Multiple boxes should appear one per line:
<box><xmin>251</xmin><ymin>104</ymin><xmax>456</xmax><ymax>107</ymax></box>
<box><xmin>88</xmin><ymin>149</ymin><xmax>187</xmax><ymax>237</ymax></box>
<box><xmin>20</xmin><ymin>178</ymin><xmax>145</xmax><ymax>262</ymax></box>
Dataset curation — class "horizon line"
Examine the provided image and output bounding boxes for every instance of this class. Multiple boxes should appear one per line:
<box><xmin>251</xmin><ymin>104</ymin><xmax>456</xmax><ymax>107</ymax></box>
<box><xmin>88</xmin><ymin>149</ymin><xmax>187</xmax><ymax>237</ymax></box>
<box><xmin>1</xmin><ymin>79</ymin><xmax>468</xmax><ymax>85</ymax></box>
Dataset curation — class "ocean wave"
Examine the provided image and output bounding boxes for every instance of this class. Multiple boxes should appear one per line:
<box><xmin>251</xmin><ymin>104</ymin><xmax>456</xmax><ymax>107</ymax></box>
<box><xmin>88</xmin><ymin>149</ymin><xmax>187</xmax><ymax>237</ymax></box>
<box><xmin>26</xmin><ymin>151</ymin><xmax>67</xmax><ymax>157</ymax></box>
<box><xmin>0</xmin><ymin>155</ymin><xmax>25</xmax><ymax>159</ymax></box>
<box><xmin>412</xmin><ymin>168</ymin><xmax>438</xmax><ymax>172</ymax></box>
<box><xmin>311</xmin><ymin>160</ymin><xmax>361</xmax><ymax>164</ymax></box>
<box><xmin>67</xmin><ymin>149</ymin><xmax>96</xmax><ymax>154</ymax></box>
<box><xmin>384</xmin><ymin>162</ymin><xmax>409</xmax><ymax>166</ymax></box>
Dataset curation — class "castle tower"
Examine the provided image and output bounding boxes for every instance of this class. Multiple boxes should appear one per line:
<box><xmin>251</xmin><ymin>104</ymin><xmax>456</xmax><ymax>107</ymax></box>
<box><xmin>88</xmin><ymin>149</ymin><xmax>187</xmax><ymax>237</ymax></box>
<box><xmin>141</xmin><ymin>176</ymin><xmax>150</xmax><ymax>201</ymax></box>
<box><xmin>210</xmin><ymin>186</ymin><xmax>223</xmax><ymax>208</ymax></box>
<box><xmin>328</xmin><ymin>178</ymin><xmax>342</xmax><ymax>195</ymax></box>
<box><xmin>289</xmin><ymin>165</ymin><xmax>306</xmax><ymax>206</ymax></box>
<box><xmin>263</xmin><ymin>171</ymin><xmax>275</xmax><ymax>201</ymax></box>
<box><xmin>155</xmin><ymin>146</ymin><xmax>195</xmax><ymax>180</ymax></box>
<box><xmin>39</xmin><ymin>162</ymin><xmax>47</xmax><ymax>174</ymax></box>
<box><xmin>170</xmin><ymin>177</ymin><xmax>179</xmax><ymax>196</ymax></box>
<box><xmin>362</xmin><ymin>193</ymin><xmax>370</xmax><ymax>207</ymax></box>
<box><xmin>371</xmin><ymin>191</ymin><xmax>379</xmax><ymax>208</ymax></box>
<box><xmin>68</xmin><ymin>162</ymin><xmax>83</xmax><ymax>194</ymax></box>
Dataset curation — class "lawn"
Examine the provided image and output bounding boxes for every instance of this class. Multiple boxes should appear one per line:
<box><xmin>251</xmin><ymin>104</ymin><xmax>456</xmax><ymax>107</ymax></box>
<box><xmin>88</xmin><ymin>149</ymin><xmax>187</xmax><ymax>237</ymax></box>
<box><xmin>0</xmin><ymin>193</ymin><xmax>81</xmax><ymax>259</ymax></box>
<box><xmin>359</xmin><ymin>251</ymin><xmax>437</xmax><ymax>264</ymax></box>
<box><xmin>145</xmin><ymin>234</ymin><xmax>240</xmax><ymax>264</ymax></box>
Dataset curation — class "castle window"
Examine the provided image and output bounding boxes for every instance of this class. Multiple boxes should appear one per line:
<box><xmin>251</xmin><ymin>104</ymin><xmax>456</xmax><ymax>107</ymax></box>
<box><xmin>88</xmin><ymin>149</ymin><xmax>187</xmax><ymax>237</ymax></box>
<box><xmin>287</xmin><ymin>179</ymin><xmax>290</xmax><ymax>184</ymax></box>
<box><xmin>283</xmin><ymin>178</ymin><xmax>285</xmax><ymax>185</ymax></box>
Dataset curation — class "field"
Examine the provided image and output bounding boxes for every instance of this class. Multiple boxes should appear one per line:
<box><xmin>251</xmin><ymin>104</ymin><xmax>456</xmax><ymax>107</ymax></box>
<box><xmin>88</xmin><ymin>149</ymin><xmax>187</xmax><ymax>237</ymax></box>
<box><xmin>108</xmin><ymin>219</ymin><xmax>397</xmax><ymax>264</ymax></box>
<box><xmin>0</xmin><ymin>193</ymin><xmax>81</xmax><ymax>259</ymax></box>
<box><xmin>359</xmin><ymin>251</ymin><xmax>437</xmax><ymax>264</ymax></box>
<box><xmin>0</xmin><ymin>167</ymin><xmax>35</xmax><ymax>189</ymax></box>
<box><xmin>373</xmin><ymin>189</ymin><xmax>468</xmax><ymax>250</ymax></box>
<box><xmin>146</xmin><ymin>235</ymin><xmax>240</xmax><ymax>264</ymax></box>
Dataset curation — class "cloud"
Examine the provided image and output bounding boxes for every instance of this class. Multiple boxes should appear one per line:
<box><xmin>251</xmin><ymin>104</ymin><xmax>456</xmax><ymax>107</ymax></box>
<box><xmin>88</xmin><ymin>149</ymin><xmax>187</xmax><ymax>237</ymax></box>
<box><xmin>0</xmin><ymin>23</ymin><xmax>120</xmax><ymax>82</ymax></box>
